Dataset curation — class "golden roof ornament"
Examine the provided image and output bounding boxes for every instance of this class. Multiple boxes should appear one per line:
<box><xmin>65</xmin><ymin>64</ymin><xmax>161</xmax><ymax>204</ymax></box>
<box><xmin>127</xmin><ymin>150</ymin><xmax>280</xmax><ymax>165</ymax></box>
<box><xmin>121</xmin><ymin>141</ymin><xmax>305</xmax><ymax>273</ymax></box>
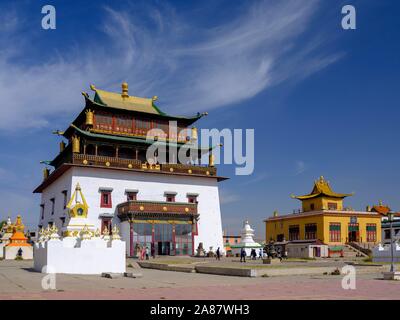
<box><xmin>121</xmin><ymin>82</ymin><xmax>129</xmax><ymax>99</ymax></box>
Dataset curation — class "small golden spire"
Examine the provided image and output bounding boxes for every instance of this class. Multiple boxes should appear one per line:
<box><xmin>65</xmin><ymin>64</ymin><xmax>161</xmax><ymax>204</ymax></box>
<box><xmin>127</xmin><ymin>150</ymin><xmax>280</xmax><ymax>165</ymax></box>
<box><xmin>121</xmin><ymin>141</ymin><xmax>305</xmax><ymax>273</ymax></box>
<box><xmin>152</xmin><ymin>96</ymin><xmax>158</xmax><ymax>101</ymax></box>
<box><xmin>90</xmin><ymin>84</ymin><xmax>96</xmax><ymax>91</ymax></box>
<box><xmin>121</xmin><ymin>82</ymin><xmax>129</xmax><ymax>98</ymax></box>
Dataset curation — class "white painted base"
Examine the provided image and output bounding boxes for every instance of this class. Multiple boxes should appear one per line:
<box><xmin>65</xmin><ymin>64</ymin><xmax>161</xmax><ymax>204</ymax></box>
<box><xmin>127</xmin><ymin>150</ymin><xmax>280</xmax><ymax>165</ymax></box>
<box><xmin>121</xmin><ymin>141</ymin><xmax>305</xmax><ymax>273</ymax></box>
<box><xmin>34</xmin><ymin>238</ymin><xmax>126</xmax><ymax>274</ymax></box>
<box><xmin>4</xmin><ymin>246</ymin><xmax>33</xmax><ymax>260</ymax></box>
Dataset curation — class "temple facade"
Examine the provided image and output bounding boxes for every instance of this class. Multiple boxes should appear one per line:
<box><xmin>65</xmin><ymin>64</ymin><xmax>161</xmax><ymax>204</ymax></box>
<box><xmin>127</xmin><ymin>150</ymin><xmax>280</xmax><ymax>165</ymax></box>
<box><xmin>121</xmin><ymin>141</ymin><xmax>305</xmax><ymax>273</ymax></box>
<box><xmin>34</xmin><ymin>83</ymin><xmax>226</xmax><ymax>256</ymax></box>
<box><xmin>264</xmin><ymin>177</ymin><xmax>381</xmax><ymax>246</ymax></box>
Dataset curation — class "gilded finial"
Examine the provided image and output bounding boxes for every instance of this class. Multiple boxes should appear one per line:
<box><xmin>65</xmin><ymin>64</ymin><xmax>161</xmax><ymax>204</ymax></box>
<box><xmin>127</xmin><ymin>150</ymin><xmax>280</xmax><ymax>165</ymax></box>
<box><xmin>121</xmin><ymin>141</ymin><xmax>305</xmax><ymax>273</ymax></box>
<box><xmin>152</xmin><ymin>96</ymin><xmax>158</xmax><ymax>101</ymax></box>
<box><xmin>379</xmin><ymin>199</ymin><xmax>383</xmax><ymax>206</ymax></box>
<box><xmin>121</xmin><ymin>82</ymin><xmax>129</xmax><ymax>98</ymax></box>
<box><xmin>90</xmin><ymin>84</ymin><xmax>96</xmax><ymax>91</ymax></box>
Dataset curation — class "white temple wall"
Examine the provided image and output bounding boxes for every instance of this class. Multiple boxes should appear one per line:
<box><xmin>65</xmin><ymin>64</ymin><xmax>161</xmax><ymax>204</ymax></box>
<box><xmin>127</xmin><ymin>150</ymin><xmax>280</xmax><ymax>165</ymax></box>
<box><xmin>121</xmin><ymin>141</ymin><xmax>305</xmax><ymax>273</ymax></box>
<box><xmin>40</xmin><ymin>166</ymin><xmax>224</xmax><ymax>254</ymax></box>
<box><xmin>39</xmin><ymin>170</ymin><xmax>73</xmax><ymax>231</ymax></box>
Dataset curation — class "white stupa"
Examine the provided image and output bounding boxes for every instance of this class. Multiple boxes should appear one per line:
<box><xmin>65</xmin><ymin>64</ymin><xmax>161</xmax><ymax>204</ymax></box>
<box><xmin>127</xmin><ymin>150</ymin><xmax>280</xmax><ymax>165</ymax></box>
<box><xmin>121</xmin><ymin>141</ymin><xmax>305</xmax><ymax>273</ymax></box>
<box><xmin>231</xmin><ymin>220</ymin><xmax>262</xmax><ymax>256</ymax></box>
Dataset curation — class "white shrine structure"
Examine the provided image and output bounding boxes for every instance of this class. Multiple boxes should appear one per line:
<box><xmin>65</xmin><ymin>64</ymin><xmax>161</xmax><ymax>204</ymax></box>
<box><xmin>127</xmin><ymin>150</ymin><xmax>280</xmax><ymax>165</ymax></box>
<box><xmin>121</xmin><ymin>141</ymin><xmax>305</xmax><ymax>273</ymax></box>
<box><xmin>33</xmin><ymin>83</ymin><xmax>226</xmax><ymax>258</ymax></box>
<box><xmin>231</xmin><ymin>220</ymin><xmax>263</xmax><ymax>256</ymax></box>
<box><xmin>372</xmin><ymin>242</ymin><xmax>400</xmax><ymax>263</ymax></box>
<box><xmin>34</xmin><ymin>184</ymin><xmax>126</xmax><ymax>274</ymax></box>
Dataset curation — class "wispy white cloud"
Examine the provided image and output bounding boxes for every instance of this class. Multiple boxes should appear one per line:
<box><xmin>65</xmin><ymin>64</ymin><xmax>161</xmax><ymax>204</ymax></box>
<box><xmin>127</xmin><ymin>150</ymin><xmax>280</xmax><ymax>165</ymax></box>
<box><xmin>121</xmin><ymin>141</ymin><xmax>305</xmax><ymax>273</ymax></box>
<box><xmin>295</xmin><ymin>160</ymin><xmax>306</xmax><ymax>175</ymax></box>
<box><xmin>219</xmin><ymin>190</ymin><xmax>241</xmax><ymax>205</ymax></box>
<box><xmin>242</xmin><ymin>171</ymin><xmax>270</xmax><ymax>185</ymax></box>
<box><xmin>0</xmin><ymin>0</ymin><xmax>341</xmax><ymax>131</ymax></box>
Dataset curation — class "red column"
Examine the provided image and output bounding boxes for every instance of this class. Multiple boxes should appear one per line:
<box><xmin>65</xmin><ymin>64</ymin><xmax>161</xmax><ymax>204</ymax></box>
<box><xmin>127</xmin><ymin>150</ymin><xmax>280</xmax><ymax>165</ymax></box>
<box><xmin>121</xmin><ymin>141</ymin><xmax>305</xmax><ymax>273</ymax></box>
<box><xmin>130</xmin><ymin>222</ymin><xmax>134</xmax><ymax>257</ymax></box>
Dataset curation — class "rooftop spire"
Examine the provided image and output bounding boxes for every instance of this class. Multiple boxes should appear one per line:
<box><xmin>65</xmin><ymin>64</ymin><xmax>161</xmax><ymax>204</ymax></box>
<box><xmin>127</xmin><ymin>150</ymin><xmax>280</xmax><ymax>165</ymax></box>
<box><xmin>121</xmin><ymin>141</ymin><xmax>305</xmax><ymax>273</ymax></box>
<box><xmin>121</xmin><ymin>82</ymin><xmax>129</xmax><ymax>98</ymax></box>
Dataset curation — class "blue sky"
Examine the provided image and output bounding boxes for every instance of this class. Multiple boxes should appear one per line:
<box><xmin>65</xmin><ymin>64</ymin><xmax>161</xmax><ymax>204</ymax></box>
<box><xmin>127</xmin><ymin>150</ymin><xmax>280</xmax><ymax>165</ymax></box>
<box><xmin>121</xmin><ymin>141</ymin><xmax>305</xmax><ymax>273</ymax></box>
<box><xmin>0</xmin><ymin>0</ymin><xmax>399</xmax><ymax>238</ymax></box>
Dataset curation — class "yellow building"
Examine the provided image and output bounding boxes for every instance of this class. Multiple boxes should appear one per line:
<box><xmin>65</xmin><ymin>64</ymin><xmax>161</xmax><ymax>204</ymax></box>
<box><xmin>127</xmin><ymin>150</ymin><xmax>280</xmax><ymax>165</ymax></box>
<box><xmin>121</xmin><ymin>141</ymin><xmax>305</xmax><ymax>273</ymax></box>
<box><xmin>264</xmin><ymin>177</ymin><xmax>381</xmax><ymax>246</ymax></box>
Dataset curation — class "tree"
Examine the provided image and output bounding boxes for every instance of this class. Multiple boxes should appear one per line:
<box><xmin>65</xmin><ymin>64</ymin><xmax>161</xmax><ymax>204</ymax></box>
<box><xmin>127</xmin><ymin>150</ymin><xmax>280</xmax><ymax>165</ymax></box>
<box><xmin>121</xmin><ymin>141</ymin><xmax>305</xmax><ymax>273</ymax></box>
<box><xmin>0</xmin><ymin>220</ymin><xmax>6</xmax><ymax>231</ymax></box>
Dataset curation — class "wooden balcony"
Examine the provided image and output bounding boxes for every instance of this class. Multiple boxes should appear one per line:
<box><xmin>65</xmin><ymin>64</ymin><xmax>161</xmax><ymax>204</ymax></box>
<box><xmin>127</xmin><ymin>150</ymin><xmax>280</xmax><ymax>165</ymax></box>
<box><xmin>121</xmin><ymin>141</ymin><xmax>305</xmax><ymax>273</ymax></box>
<box><xmin>72</xmin><ymin>153</ymin><xmax>217</xmax><ymax>177</ymax></box>
<box><xmin>117</xmin><ymin>200</ymin><xmax>198</xmax><ymax>221</ymax></box>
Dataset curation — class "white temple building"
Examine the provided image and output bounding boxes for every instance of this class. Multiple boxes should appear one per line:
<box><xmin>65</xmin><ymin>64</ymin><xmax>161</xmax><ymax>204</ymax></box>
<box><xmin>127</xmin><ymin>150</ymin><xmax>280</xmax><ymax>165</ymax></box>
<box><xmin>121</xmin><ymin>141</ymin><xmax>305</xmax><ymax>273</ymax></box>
<box><xmin>33</xmin><ymin>83</ymin><xmax>227</xmax><ymax>257</ymax></box>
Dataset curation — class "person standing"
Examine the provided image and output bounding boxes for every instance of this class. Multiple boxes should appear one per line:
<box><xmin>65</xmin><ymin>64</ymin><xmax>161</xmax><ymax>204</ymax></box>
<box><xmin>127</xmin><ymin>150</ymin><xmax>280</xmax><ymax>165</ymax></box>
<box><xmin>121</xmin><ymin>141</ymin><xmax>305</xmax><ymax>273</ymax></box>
<box><xmin>145</xmin><ymin>246</ymin><xmax>150</xmax><ymax>260</ymax></box>
<box><xmin>258</xmin><ymin>248</ymin><xmax>263</xmax><ymax>259</ymax></box>
<box><xmin>216</xmin><ymin>247</ymin><xmax>221</xmax><ymax>261</ymax></box>
<box><xmin>151</xmin><ymin>244</ymin><xmax>155</xmax><ymax>259</ymax></box>
<box><xmin>240</xmin><ymin>248</ymin><xmax>246</xmax><ymax>263</ymax></box>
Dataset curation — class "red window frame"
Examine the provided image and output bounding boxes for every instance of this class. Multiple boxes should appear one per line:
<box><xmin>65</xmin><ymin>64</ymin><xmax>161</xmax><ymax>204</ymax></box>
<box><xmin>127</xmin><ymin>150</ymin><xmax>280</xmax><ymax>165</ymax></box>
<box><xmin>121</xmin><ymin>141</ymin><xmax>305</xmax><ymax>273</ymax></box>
<box><xmin>100</xmin><ymin>191</ymin><xmax>112</xmax><ymax>208</ymax></box>
<box><xmin>165</xmin><ymin>194</ymin><xmax>176</xmax><ymax>202</ymax></box>
<box><xmin>366</xmin><ymin>223</ymin><xmax>377</xmax><ymax>242</ymax></box>
<box><xmin>101</xmin><ymin>218</ymin><xmax>112</xmax><ymax>234</ymax></box>
<box><xmin>329</xmin><ymin>223</ymin><xmax>341</xmax><ymax>242</ymax></box>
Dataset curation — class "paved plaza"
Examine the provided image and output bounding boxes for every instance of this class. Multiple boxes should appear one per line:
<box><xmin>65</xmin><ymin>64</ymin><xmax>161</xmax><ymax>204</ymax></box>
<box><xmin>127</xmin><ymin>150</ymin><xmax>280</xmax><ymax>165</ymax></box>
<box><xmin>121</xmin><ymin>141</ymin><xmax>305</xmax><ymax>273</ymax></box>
<box><xmin>0</xmin><ymin>258</ymin><xmax>399</xmax><ymax>300</ymax></box>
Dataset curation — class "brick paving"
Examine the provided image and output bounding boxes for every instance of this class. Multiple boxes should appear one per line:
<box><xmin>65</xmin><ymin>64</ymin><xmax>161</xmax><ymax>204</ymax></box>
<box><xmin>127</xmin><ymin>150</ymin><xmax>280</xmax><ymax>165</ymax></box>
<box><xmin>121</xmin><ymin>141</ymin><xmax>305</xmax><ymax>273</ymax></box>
<box><xmin>0</xmin><ymin>259</ymin><xmax>399</xmax><ymax>300</ymax></box>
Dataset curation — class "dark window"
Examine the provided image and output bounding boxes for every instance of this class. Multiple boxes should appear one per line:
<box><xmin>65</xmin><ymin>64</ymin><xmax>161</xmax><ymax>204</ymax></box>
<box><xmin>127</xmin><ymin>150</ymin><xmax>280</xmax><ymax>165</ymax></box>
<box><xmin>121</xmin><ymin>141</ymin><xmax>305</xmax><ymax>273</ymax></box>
<box><xmin>289</xmin><ymin>225</ymin><xmax>300</xmax><ymax>241</ymax></box>
<box><xmin>127</xmin><ymin>192</ymin><xmax>137</xmax><ymax>201</ymax></box>
<box><xmin>62</xmin><ymin>190</ymin><xmax>68</xmax><ymax>209</ymax></box>
<box><xmin>40</xmin><ymin>204</ymin><xmax>45</xmax><ymax>220</ymax></box>
<box><xmin>165</xmin><ymin>194</ymin><xmax>176</xmax><ymax>202</ymax></box>
<box><xmin>310</xmin><ymin>203</ymin><xmax>315</xmax><ymax>211</ymax></box>
<box><xmin>98</xmin><ymin>145</ymin><xmax>115</xmax><ymax>157</ymax></box>
<box><xmin>305</xmin><ymin>223</ymin><xmax>317</xmax><ymax>240</ymax></box>
<box><xmin>328</xmin><ymin>202</ymin><xmax>338</xmax><ymax>210</ymax></box>
<box><xmin>100</xmin><ymin>191</ymin><xmax>112</xmax><ymax>208</ymax></box>
<box><xmin>50</xmin><ymin>198</ymin><xmax>55</xmax><ymax>215</ymax></box>
<box><xmin>187</xmin><ymin>195</ymin><xmax>198</xmax><ymax>203</ymax></box>
<box><xmin>277</xmin><ymin>234</ymin><xmax>285</xmax><ymax>242</ymax></box>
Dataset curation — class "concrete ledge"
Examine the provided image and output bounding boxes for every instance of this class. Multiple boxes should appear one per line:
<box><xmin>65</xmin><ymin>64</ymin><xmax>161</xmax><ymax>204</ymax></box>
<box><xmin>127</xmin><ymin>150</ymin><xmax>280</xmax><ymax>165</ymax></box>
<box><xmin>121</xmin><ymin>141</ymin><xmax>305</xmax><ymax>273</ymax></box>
<box><xmin>124</xmin><ymin>272</ymin><xmax>143</xmax><ymax>278</ymax></box>
<box><xmin>383</xmin><ymin>272</ymin><xmax>400</xmax><ymax>280</ymax></box>
<box><xmin>195</xmin><ymin>265</ymin><xmax>257</xmax><ymax>277</ymax></box>
<box><xmin>101</xmin><ymin>273</ymin><xmax>124</xmax><ymax>279</ymax></box>
<box><xmin>137</xmin><ymin>262</ymin><xmax>195</xmax><ymax>273</ymax></box>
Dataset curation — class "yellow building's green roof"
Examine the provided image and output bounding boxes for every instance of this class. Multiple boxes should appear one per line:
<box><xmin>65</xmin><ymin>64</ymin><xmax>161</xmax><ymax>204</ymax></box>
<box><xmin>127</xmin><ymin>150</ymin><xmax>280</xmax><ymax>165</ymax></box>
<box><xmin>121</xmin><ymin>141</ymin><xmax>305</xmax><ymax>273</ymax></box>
<box><xmin>292</xmin><ymin>176</ymin><xmax>353</xmax><ymax>200</ymax></box>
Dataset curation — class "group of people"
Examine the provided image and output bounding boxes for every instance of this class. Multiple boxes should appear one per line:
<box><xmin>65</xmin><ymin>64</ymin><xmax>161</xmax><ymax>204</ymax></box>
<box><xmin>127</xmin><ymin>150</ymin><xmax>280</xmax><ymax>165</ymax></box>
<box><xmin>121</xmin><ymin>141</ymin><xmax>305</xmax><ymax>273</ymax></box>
<box><xmin>135</xmin><ymin>244</ymin><xmax>155</xmax><ymax>260</ymax></box>
<box><xmin>240</xmin><ymin>248</ymin><xmax>264</xmax><ymax>262</ymax></box>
